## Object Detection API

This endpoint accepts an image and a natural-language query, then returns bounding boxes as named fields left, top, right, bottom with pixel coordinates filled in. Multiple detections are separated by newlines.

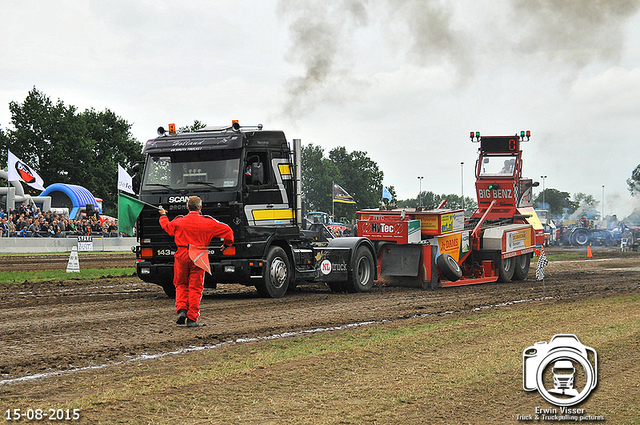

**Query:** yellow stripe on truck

left=252, top=209, right=294, bottom=221
left=278, top=164, right=292, bottom=175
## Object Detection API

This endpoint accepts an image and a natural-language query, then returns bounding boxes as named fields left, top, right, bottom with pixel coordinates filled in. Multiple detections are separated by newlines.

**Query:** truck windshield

left=142, top=150, right=241, bottom=191
left=479, top=155, right=517, bottom=177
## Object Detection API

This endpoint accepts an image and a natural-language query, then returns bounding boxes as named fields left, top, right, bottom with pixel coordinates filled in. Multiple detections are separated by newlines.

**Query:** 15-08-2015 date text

left=5, top=409, right=80, bottom=421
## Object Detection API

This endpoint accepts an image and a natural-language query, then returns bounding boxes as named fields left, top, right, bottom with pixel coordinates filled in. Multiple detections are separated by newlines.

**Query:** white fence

left=0, top=236, right=138, bottom=254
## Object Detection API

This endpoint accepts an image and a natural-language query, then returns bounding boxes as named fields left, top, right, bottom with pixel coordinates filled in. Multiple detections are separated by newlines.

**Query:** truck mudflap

left=377, top=243, right=439, bottom=290
left=314, top=247, right=351, bottom=282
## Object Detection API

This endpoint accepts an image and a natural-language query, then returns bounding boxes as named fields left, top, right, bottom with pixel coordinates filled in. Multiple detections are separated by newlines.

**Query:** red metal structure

left=357, top=131, right=544, bottom=289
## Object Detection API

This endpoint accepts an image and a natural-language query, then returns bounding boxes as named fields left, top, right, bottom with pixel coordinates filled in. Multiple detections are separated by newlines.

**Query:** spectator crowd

left=0, top=202, right=120, bottom=238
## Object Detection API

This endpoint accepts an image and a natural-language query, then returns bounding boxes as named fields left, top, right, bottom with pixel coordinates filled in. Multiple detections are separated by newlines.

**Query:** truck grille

left=138, top=206, right=233, bottom=244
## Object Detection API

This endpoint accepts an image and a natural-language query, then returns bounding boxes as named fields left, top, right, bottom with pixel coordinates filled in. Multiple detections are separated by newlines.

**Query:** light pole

left=541, top=175, right=547, bottom=209
left=602, top=185, right=605, bottom=219
left=417, top=176, right=424, bottom=207
left=461, top=162, right=464, bottom=212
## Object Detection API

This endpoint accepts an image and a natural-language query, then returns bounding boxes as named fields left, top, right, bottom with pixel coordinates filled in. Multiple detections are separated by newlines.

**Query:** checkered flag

left=536, top=249, right=549, bottom=281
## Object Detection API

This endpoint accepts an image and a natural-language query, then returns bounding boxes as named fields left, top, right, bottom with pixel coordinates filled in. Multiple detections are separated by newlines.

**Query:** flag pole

left=332, top=181, right=335, bottom=219
left=143, top=201, right=161, bottom=210
left=119, top=191, right=161, bottom=210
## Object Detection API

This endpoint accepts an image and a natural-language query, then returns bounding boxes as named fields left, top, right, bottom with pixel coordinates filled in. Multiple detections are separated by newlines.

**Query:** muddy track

left=0, top=252, right=135, bottom=272
left=0, top=249, right=639, bottom=383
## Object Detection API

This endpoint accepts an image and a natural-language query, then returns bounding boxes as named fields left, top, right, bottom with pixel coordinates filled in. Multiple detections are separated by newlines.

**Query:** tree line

left=2, top=88, right=639, bottom=220
left=0, top=87, right=144, bottom=216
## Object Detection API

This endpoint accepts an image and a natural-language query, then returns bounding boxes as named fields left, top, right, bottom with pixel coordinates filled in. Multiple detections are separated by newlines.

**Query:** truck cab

left=134, top=122, right=376, bottom=298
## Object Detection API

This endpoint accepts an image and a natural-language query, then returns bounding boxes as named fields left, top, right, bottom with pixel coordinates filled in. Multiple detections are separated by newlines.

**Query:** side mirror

left=251, top=162, right=264, bottom=185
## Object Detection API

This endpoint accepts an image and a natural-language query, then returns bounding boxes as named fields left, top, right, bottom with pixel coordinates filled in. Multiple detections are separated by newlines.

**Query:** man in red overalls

left=159, top=196, right=234, bottom=327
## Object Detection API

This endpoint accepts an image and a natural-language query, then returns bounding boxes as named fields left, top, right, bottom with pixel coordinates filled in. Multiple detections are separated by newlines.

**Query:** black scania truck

left=133, top=121, right=376, bottom=298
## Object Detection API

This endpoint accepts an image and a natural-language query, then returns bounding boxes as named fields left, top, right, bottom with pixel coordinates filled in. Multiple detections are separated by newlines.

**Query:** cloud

left=276, top=1, right=371, bottom=119
left=278, top=0, right=640, bottom=119
left=383, top=0, right=472, bottom=74
left=509, top=0, right=640, bottom=67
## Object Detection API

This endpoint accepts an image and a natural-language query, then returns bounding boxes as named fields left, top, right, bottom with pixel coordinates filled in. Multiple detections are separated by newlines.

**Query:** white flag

left=118, top=164, right=135, bottom=194
left=7, top=150, right=45, bottom=191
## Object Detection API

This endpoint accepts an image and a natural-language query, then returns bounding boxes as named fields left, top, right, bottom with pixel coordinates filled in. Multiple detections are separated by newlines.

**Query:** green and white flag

left=118, top=193, right=146, bottom=236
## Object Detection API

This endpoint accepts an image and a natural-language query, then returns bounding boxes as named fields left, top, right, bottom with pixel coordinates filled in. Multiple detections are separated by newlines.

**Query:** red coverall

left=160, top=211, right=234, bottom=321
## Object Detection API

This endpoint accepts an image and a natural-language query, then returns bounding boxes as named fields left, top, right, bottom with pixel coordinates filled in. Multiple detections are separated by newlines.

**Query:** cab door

left=243, top=150, right=294, bottom=227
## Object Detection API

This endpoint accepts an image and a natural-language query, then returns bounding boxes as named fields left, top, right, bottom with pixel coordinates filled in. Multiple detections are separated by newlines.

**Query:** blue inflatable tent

left=41, top=184, right=101, bottom=219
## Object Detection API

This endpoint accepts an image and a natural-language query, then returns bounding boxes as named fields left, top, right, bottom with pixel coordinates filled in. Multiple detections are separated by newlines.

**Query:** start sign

left=77, top=236, right=93, bottom=252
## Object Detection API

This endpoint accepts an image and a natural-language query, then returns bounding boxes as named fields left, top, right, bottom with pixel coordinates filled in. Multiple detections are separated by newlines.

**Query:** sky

left=2, top=0, right=640, bottom=218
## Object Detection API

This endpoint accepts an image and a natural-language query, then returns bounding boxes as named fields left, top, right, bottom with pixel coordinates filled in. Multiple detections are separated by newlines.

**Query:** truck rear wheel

left=256, top=246, right=290, bottom=298
left=345, top=246, right=375, bottom=293
left=498, top=256, right=515, bottom=282
left=436, top=253, right=463, bottom=282
left=512, top=253, right=531, bottom=281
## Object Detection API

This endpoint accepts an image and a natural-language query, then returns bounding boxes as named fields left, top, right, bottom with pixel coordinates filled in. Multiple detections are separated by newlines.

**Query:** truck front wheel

left=498, top=256, right=515, bottom=282
left=161, top=282, right=176, bottom=298
left=256, top=246, right=290, bottom=298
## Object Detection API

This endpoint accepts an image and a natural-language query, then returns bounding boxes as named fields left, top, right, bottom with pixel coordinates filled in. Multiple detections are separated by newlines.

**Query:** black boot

left=176, top=309, right=187, bottom=325
left=186, top=318, right=204, bottom=327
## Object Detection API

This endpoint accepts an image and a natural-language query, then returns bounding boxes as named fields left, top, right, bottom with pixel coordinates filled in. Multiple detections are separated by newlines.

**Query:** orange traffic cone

left=587, top=245, right=593, bottom=258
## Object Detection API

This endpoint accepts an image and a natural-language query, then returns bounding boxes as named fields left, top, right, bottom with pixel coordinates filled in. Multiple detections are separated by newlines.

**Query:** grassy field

left=0, top=268, right=135, bottom=285
left=3, top=293, right=638, bottom=424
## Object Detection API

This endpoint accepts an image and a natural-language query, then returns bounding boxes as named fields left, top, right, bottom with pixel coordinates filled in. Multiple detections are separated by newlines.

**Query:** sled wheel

left=256, top=246, right=290, bottom=298
left=498, top=256, right=515, bottom=282
left=512, top=253, right=532, bottom=281
left=437, top=253, right=463, bottom=282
